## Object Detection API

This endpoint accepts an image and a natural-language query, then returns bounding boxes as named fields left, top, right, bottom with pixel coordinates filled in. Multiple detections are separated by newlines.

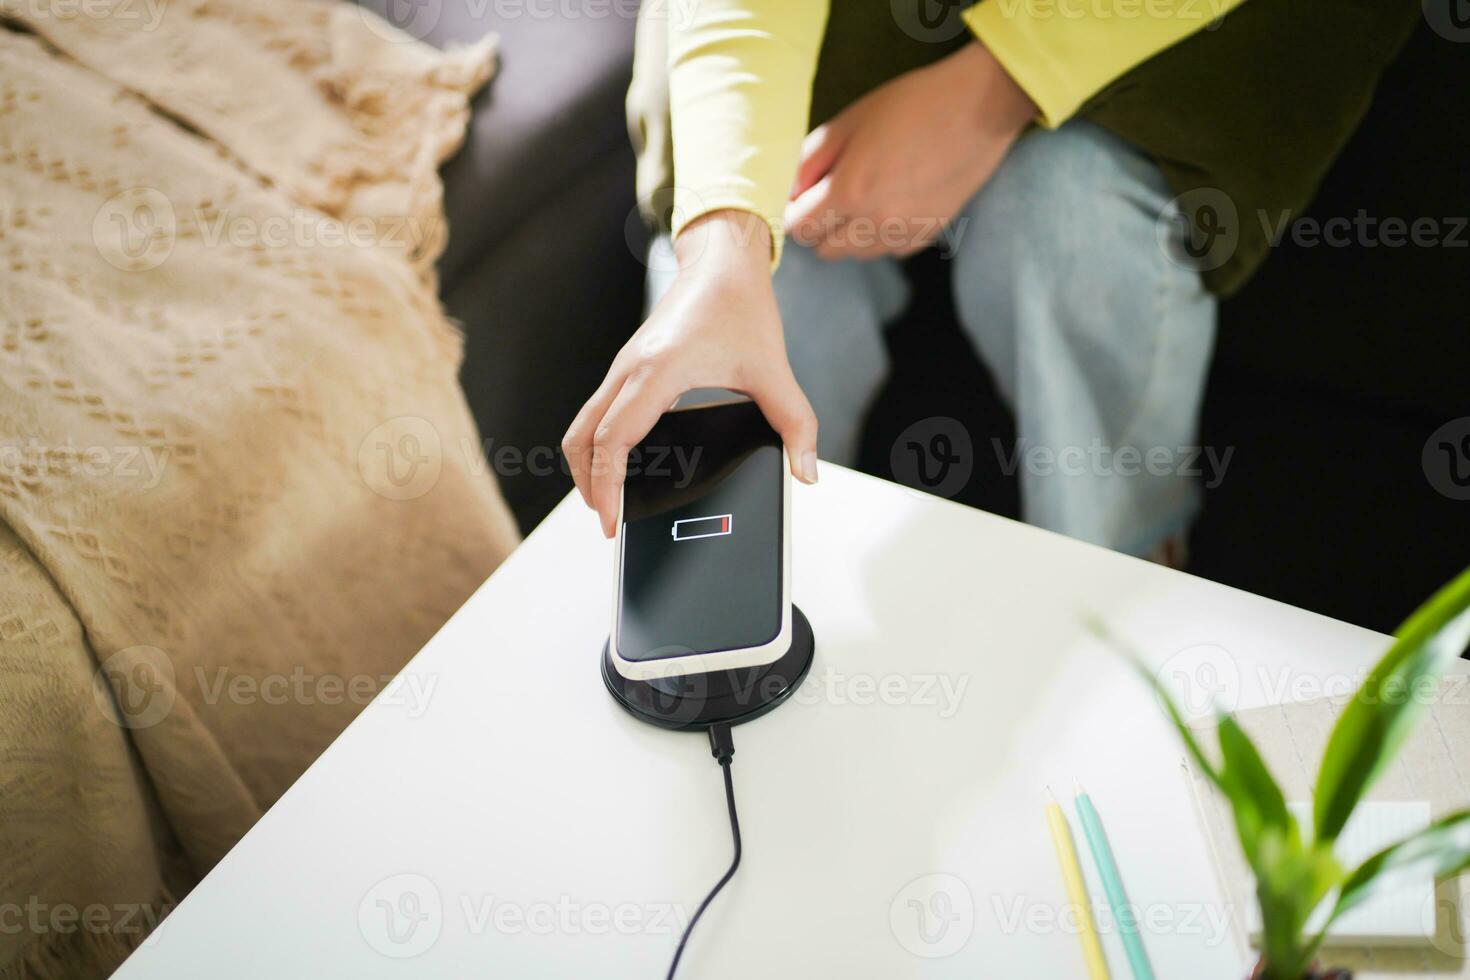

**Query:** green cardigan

left=630, top=0, right=1420, bottom=297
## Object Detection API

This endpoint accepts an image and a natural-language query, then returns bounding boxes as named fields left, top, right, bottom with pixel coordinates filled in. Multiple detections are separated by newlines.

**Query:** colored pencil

left=1046, top=787, right=1111, bottom=979
left=1075, top=781, right=1154, bottom=980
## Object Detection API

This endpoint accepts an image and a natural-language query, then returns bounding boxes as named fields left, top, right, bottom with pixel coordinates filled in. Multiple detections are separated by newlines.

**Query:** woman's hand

left=562, top=210, right=819, bottom=538
left=785, top=41, right=1037, bottom=260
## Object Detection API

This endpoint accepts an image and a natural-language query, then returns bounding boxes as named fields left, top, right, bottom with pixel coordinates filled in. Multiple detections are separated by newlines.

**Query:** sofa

left=354, top=0, right=647, bottom=530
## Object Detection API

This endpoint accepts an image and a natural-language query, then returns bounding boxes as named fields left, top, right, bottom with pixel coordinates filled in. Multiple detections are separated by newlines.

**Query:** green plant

left=1098, top=566, right=1470, bottom=980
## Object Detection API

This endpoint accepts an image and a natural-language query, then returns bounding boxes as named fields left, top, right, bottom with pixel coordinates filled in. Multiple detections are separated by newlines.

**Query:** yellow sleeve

left=964, top=0, right=1248, bottom=128
left=668, top=0, right=830, bottom=267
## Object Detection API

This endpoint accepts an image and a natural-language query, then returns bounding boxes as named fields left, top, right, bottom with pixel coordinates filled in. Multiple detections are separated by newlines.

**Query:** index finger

left=562, top=364, right=629, bottom=509
left=588, top=370, right=685, bottom=537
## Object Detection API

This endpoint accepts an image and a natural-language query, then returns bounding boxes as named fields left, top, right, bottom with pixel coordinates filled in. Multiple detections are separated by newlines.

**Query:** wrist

left=675, top=209, right=773, bottom=282
left=948, top=39, right=1037, bottom=139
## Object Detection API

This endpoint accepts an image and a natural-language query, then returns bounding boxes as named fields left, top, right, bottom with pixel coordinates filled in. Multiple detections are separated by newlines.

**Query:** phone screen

left=617, top=400, right=784, bottom=662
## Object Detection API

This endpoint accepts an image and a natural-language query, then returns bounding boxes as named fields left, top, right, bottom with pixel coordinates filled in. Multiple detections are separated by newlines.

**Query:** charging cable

left=665, top=723, right=741, bottom=980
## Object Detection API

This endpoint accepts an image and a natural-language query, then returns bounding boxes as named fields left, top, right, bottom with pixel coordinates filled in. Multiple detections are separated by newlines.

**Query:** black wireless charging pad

left=602, top=606, right=815, bottom=731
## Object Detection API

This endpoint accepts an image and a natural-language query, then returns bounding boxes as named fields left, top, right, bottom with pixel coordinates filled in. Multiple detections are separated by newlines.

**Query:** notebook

left=1242, top=801, right=1432, bottom=945
left=1186, top=684, right=1470, bottom=978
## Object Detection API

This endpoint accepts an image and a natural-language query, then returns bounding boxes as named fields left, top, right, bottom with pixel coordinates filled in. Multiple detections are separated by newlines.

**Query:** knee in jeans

left=948, top=122, right=1213, bottom=440
left=951, top=120, right=1169, bottom=286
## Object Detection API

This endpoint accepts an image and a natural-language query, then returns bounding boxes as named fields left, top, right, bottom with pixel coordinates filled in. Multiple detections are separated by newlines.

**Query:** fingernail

left=800, top=451, right=818, bottom=485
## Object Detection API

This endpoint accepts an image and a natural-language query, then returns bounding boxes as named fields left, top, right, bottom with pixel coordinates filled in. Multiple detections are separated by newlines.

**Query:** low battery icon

left=671, top=514, right=732, bottom=541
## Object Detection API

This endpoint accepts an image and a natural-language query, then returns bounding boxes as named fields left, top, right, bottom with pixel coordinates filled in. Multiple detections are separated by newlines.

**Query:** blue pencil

left=1074, top=781, right=1155, bottom=980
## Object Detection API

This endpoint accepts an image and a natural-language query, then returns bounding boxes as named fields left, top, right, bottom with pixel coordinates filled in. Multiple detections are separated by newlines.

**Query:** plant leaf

left=1329, top=809, right=1470, bottom=924
left=1275, top=842, right=1347, bottom=980
left=1217, top=714, right=1296, bottom=866
left=1314, top=567, right=1470, bottom=842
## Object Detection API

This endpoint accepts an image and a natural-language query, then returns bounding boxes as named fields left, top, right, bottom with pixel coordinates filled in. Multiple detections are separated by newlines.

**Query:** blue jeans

left=647, top=120, right=1217, bottom=557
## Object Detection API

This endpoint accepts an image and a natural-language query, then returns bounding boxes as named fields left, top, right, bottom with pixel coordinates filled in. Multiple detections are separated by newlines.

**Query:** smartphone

left=610, top=399, right=792, bottom=681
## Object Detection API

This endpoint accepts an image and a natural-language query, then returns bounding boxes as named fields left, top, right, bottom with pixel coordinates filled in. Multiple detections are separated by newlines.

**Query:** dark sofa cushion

left=354, top=0, right=637, bottom=287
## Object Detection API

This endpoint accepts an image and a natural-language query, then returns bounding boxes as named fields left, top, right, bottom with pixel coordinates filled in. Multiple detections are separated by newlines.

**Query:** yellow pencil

left=1046, top=787, right=1111, bottom=979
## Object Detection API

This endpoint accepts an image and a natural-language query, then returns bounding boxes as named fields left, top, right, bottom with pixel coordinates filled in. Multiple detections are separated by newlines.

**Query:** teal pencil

left=1074, top=782, right=1155, bottom=980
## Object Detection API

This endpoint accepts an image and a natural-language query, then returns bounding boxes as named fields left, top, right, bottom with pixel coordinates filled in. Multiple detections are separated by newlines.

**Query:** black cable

left=666, top=723, right=741, bottom=980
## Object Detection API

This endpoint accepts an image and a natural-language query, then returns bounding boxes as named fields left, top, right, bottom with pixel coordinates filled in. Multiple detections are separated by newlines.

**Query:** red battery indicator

left=671, top=514, right=732, bottom=541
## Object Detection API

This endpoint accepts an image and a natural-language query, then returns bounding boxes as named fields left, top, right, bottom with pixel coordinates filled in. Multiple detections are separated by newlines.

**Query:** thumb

left=747, top=367, right=819, bottom=485
left=790, top=120, right=847, bottom=201
left=784, top=174, right=839, bottom=248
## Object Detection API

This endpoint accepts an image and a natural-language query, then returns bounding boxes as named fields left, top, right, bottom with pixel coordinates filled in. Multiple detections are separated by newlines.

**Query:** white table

left=116, top=466, right=1394, bottom=979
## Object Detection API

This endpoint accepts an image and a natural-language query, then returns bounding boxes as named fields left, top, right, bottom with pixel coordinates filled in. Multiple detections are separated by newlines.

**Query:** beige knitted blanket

left=0, top=3, right=516, bottom=976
